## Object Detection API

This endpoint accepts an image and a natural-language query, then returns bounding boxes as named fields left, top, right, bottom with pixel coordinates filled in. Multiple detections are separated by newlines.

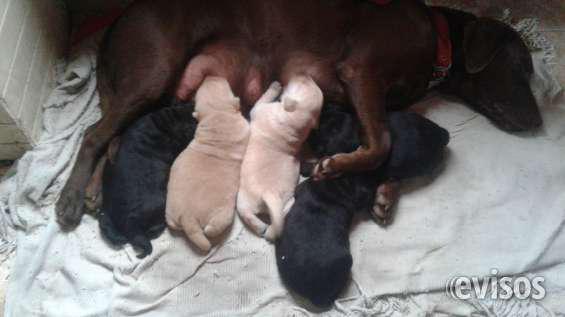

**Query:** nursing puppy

left=166, top=76, right=249, bottom=252
left=276, top=104, right=449, bottom=307
left=237, top=76, right=323, bottom=241
left=99, top=104, right=197, bottom=259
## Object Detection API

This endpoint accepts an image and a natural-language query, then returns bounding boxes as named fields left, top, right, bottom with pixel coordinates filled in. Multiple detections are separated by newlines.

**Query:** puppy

left=99, top=103, right=197, bottom=259
left=276, top=104, right=449, bottom=307
left=237, top=76, right=323, bottom=241
left=166, top=76, right=249, bottom=252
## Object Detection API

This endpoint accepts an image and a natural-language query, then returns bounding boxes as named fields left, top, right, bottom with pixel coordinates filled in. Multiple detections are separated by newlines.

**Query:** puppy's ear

left=232, top=97, right=241, bottom=112
left=464, top=18, right=512, bottom=74
left=283, top=97, right=297, bottom=112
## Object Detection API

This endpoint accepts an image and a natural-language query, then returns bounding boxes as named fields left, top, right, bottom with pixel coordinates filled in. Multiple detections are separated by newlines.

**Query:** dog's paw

left=371, top=182, right=398, bottom=226
left=312, top=156, right=342, bottom=181
left=263, top=225, right=277, bottom=242
left=372, top=196, right=393, bottom=226
left=239, top=211, right=269, bottom=237
left=84, top=193, right=102, bottom=214
left=56, top=186, right=86, bottom=231
left=84, top=180, right=102, bottom=214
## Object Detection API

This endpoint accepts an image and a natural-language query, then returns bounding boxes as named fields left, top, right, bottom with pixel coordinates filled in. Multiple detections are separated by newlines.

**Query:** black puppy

left=99, top=103, right=197, bottom=258
left=276, top=104, right=449, bottom=307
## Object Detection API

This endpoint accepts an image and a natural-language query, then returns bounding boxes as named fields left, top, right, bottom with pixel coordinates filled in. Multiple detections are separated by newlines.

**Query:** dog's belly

left=169, top=0, right=350, bottom=107
left=279, top=52, right=345, bottom=104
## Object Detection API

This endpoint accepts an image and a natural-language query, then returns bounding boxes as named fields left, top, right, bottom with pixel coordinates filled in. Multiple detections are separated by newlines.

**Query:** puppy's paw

left=239, top=212, right=268, bottom=237
left=312, top=156, right=342, bottom=181
left=84, top=193, right=102, bottom=214
left=263, top=225, right=277, bottom=242
left=269, top=81, right=282, bottom=92
left=371, top=182, right=399, bottom=226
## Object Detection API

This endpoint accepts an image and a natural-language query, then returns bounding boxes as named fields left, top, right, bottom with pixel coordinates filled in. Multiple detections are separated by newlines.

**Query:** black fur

left=99, top=103, right=197, bottom=258
left=436, top=7, right=542, bottom=131
left=276, top=104, right=449, bottom=307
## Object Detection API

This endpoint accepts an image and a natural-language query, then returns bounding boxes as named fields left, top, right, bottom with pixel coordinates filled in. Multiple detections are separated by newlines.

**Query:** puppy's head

left=194, top=76, right=241, bottom=118
left=385, top=112, right=449, bottom=179
left=280, top=75, right=324, bottom=114
left=459, top=18, right=542, bottom=132
left=300, top=103, right=359, bottom=177
left=307, top=103, right=360, bottom=157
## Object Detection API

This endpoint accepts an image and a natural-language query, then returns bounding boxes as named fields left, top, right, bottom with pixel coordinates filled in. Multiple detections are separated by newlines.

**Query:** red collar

left=71, top=7, right=127, bottom=46
left=428, top=8, right=452, bottom=88
left=370, top=2, right=452, bottom=87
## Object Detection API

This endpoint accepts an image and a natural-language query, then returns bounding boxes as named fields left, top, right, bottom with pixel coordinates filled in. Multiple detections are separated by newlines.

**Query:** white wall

left=0, top=0, right=68, bottom=159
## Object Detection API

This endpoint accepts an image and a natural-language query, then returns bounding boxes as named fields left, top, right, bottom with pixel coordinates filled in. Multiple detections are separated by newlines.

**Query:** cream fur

left=237, top=76, right=323, bottom=241
left=166, top=77, right=250, bottom=252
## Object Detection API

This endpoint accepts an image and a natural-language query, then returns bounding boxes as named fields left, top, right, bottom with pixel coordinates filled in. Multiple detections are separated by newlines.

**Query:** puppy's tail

left=263, top=194, right=285, bottom=242
left=129, top=233, right=153, bottom=259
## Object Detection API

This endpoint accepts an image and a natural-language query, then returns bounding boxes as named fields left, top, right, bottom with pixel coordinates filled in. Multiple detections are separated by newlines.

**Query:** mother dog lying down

left=57, top=0, right=542, bottom=229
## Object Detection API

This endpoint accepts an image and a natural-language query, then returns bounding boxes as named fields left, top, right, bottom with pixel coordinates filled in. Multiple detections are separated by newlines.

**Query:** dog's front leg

left=313, top=62, right=391, bottom=180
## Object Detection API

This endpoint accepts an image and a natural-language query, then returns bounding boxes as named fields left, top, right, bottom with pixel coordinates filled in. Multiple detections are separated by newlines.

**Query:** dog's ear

left=283, top=97, right=297, bottom=112
left=463, top=18, right=512, bottom=74
left=232, top=96, right=241, bottom=112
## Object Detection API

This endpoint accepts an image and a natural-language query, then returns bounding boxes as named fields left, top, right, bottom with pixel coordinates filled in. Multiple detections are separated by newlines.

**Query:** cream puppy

left=166, top=76, right=250, bottom=252
left=237, top=75, right=323, bottom=241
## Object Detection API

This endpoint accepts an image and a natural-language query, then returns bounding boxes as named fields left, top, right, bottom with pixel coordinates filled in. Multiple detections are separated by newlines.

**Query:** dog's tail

left=263, top=193, right=285, bottom=242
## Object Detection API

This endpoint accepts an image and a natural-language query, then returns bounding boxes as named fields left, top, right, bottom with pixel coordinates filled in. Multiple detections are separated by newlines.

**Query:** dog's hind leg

left=84, top=137, right=120, bottom=212
left=181, top=215, right=212, bottom=252
left=56, top=11, right=191, bottom=230
left=84, top=155, right=107, bottom=213
left=204, top=207, right=235, bottom=239
left=236, top=190, right=268, bottom=237
left=263, top=193, right=286, bottom=242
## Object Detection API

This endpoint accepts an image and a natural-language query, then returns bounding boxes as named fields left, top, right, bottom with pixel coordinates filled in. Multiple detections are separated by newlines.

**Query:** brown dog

left=56, top=0, right=542, bottom=229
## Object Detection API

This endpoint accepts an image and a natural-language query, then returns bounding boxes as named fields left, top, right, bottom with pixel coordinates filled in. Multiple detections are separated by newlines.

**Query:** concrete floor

left=0, top=1, right=563, bottom=316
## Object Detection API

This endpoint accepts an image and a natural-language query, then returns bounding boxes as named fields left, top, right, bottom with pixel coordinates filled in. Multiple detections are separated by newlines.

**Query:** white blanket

left=1, top=32, right=564, bottom=317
